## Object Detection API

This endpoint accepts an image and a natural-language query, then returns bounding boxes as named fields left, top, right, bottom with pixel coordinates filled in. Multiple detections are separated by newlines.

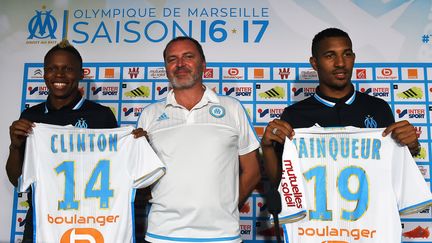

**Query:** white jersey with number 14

left=19, top=123, right=165, bottom=243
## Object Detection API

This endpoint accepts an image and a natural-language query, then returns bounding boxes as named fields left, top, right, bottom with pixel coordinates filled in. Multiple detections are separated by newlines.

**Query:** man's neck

left=48, top=91, right=80, bottom=110
left=173, top=84, right=205, bottom=110
left=319, top=84, right=354, bottom=99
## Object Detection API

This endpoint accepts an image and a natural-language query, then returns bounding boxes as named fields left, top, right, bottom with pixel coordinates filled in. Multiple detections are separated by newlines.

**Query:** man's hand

left=9, top=119, right=34, bottom=150
left=261, top=119, right=294, bottom=147
left=261, top=119, right=294, bottom=185
left=382, top=120, right=420, bottom=156
left=132, top=128, right=148, bottom=140
left=6, top=119, right=34, bottom=187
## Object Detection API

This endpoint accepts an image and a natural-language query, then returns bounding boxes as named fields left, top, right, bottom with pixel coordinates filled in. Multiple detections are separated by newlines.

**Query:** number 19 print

left=278, top=126, right=432, bottom=243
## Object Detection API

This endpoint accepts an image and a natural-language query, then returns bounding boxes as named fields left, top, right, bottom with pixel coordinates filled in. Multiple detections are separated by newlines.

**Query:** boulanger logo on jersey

left=60, top=228, right=104, bottom=243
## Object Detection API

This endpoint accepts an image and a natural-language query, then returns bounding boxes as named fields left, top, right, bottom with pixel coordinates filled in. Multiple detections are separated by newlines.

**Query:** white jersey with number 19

left=19, top=123, right=165, bottom=243
left=278, top=126, right=432, bottom=243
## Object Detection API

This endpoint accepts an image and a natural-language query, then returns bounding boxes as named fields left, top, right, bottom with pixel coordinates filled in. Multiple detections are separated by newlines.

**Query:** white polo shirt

left=137, top=86, right=260, bottom=243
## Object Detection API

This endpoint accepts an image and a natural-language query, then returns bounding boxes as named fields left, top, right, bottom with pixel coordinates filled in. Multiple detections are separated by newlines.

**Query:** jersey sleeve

left=18, top=126, right=39, bottom=193
left=391, top=139, right=432, bottom=215
left=235, top=100, right=260, bottom=155
left=277, top=138, right=307, bottom=224
left=135, top=103, right=154, bottom=131
left=129, top=136, right=166, bottom=189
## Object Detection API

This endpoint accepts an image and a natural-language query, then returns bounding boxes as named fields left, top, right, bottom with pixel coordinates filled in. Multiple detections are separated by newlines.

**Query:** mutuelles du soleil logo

left=27, top=6, right=59, bottom=44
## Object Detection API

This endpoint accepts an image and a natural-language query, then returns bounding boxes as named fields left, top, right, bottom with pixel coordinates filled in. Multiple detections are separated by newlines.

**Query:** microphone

left=266, top=186, right=282, bottom=243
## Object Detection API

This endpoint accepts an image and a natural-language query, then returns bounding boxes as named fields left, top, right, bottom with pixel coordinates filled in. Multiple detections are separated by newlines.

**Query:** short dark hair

left=311, top=28, right=351, bottom=57
left=163, top=36, right=206, bottom=62
left=44, top=39, right=83, bottom=68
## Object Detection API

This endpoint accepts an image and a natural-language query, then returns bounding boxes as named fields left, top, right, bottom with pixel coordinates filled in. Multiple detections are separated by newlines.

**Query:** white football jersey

left=19, top=123, right=165, bottom=243
left=278, top=126, right=432, bottom=243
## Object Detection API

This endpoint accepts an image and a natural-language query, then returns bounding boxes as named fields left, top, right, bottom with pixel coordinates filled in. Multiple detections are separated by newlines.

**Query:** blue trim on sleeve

left=278, top=210, right=307, bottom=221
left=131, top=188, right=137, bottom=243
left=32, top=184, right=37, bottom=242
left=146, top=233, right=241, bottom=242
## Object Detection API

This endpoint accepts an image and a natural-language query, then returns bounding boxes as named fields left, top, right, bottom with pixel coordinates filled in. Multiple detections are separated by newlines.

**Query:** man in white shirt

left=137, top=36, right=261, bottom=243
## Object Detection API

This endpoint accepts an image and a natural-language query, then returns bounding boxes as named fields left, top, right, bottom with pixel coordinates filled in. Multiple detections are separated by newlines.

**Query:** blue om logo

left=28, top=9, right=57, bottom=39
left=209, top=105, right=226, bottom=118
left=75, top=118, right=88, bottom=128
left=364, top=115, right=377, bottom=128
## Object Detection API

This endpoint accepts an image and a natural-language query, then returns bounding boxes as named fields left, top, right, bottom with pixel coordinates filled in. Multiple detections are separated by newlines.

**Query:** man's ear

left=309, top=56, right=318, bottom=71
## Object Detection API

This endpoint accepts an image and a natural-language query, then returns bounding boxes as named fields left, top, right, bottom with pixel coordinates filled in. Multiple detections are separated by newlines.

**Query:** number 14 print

left=55, top=160, right=114, bottom=210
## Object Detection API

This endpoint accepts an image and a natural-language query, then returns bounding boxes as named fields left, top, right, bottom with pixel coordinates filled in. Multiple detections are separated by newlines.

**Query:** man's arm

left=6, top=146, right=25, bottom=187
left=5, top=119, right=34, bottom=187
left=238, top=149, right=261, bottom=209
left=382, top=120, right=420, bottom=156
